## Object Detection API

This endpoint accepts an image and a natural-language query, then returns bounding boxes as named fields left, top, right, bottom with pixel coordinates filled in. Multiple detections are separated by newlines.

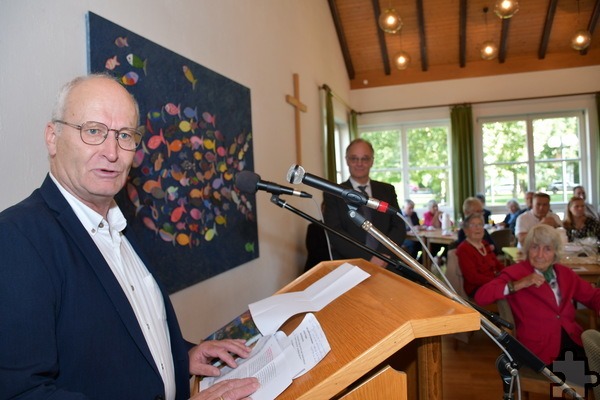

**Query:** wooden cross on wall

left=286, top=73, right=307, bottom=165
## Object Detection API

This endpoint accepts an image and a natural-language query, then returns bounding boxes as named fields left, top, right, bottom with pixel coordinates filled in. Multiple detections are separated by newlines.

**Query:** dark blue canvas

left=88, top=12, right=259, bottom=293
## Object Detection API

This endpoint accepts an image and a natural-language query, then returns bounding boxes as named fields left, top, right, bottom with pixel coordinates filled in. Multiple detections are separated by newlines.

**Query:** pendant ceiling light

left=571, top=0, right=592, bottom=50
left=481, top=41, right=499, bottom=60
left=480, top=8, right=498, bottom=60
left=378, top=1, right=403, bottom=34
left=571, top=30, right=592, bottom=50
left=393, top=50, right=411, bottom=70
left=494, top=0, right=519, bottom=19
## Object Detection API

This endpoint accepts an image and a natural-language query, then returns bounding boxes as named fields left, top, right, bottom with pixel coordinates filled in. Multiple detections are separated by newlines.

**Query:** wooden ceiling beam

left=580, top=0, right=600, bottom=55
left=459, top=0, right=467, bottom=67
left=371, top=0, right=392, bottom=75
left=327, top=0, right=355, bottom=79
left=538, top=0, right=559, bottom=59
left=498, top=19, right=511, bottom=63
left=416, top=0, right=429, bottom=71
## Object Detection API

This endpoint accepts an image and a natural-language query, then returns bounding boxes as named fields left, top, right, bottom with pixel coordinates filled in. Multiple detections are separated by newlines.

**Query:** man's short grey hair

left=404, top=199, right=415, bottom=207
left=523, top=224, right=562, bottom=264
left=51, top=73, right=140, bottom=132
left=506, top=199, right=519, bottom=209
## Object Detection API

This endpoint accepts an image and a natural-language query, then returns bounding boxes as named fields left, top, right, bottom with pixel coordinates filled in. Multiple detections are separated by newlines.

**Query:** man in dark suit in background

left=0, top=74, right=258, bottom=400
left=323, top=138, right=406, bottom=267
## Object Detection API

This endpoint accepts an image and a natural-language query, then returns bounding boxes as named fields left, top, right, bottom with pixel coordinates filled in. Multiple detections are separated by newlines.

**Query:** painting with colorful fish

left=87, top=12, right=259, bottom=293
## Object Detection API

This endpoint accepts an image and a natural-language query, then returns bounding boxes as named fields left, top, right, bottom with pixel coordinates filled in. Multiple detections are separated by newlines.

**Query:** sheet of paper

left=199, top=313, right=330, bottom=400
left=281, top=312, right=331, bottom=378
left=249, top=263, right=370, bottom=335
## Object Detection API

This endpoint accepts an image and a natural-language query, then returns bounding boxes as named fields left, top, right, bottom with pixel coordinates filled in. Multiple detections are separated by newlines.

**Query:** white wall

left=0, top=0, right=350, bottom=341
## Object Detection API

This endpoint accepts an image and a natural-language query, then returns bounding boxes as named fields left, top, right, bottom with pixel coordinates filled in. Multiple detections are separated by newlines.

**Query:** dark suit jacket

left=0, top=175, right=191, bottom=400
left=323, top=179, right=406, bottom=261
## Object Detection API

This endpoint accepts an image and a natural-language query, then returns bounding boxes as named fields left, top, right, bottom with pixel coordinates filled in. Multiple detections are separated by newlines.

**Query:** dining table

left=406, top=228, right=457, bottom=270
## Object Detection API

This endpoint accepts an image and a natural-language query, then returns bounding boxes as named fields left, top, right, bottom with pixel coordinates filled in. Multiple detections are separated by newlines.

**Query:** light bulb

left=394, top=51, right=410, bottom=70
left=378, top=8, right=403, bottom=34
left=480, top=41, right=498, bottom=60
left=494, top=0, right=519, bottom=19
left=571, top=30, right=592, bottom=50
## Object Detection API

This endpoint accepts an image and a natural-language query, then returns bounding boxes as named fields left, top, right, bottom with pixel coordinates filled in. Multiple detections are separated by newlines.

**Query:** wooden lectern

left=273, top=259, right=480, bottom=400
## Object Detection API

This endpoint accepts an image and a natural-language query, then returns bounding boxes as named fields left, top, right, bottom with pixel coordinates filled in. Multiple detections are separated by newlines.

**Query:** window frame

left=473, top=94, right=597, bottom=217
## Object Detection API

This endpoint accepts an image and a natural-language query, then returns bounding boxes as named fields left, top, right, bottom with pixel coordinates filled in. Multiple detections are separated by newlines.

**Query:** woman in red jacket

left=475, top=224, right=600, bottom=366
left=456, top=213, right=505, bottom=297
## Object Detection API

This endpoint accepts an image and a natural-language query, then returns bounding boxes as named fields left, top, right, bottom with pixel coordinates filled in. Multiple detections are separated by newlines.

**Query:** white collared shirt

left=349, top=177, right=372, bottom=196
left=50, top=174, right=176, bottom=400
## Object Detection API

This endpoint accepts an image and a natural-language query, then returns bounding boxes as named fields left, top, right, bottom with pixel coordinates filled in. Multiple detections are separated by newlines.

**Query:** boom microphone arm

left=269, top=195, right=429, bottom=286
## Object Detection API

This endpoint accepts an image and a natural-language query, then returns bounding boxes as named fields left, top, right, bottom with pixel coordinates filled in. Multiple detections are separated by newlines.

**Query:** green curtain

left=450, top=104, right=476, bottom=222
left=324, top=85, right=337, bottom=181
left=349, top=110, right=359, bottom=141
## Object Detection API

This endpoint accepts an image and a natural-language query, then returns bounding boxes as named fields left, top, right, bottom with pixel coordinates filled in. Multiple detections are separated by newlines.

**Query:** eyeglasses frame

left=52, top=119, right=142, bottom=151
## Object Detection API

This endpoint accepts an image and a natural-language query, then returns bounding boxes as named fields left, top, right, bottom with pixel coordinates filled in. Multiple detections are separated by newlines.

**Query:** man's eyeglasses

left=53, top=120, right=142, bottom=151
left=346, top=156, right=373, bottom=164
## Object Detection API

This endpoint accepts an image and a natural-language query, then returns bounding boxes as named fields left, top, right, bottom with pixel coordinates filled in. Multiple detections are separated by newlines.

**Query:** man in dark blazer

left=0, top=74, right=258, bottom=400
left=323, top=138, right=405, bottom=267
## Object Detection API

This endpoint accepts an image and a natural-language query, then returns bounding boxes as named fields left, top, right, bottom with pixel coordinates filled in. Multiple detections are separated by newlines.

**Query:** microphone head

left=286, top=164, right=305, bottom=184
left=235, top=170, right=260, bottom=194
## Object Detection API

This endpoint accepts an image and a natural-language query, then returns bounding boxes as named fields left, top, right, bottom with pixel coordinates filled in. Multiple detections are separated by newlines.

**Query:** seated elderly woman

left=456, top=214, right=505, bottom=297
left=475, top=224, right=600, bottom=366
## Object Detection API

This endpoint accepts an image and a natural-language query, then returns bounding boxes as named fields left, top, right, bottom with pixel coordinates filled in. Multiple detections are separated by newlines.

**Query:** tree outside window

left=360, top=124, right=451, bottom=210
left=481, top=113, right=583, bottom=208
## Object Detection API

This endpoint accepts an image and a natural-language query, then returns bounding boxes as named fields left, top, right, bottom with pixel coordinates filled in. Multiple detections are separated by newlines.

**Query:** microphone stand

left=347, top=209, right=583, bottom=400
left=269, top=195, right=430, bottom=287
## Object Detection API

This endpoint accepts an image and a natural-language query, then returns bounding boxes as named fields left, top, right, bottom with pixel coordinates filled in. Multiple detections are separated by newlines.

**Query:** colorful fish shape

left=121, top=71, right=139, bottom=86
left=183, top=65, right=198, bottom=90
left=126, top=53, right=148, bottom=75
left=105, top=55, right=120, bottom=70
left=114, top=36, right=129, bottom=47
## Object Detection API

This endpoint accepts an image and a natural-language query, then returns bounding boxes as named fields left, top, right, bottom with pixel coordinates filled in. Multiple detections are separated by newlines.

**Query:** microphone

left=235, top=170, right=312, bottom=198
left=286, top=164, right=398, bottom=214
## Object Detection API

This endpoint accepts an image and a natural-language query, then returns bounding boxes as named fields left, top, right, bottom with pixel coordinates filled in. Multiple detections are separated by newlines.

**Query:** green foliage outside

left=482, top=116, right=581, bottom=206
left=362, top=126, right=450, bottom=208
left=359, top=115, right=581, bottom=210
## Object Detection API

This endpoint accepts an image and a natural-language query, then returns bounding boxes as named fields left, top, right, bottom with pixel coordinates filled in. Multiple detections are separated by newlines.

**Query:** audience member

left=515, top=192, right=562, bottom=246
left=475, top=225, right=600, bottom=366
left=0, top=74, right=259, bottom=400
left=456, top=214, right=505, bottom=297
left=475, top=193, right=492, bottom=224
left=523, top=191, right=534, bottom=211
left=573, top=185, right=599, bottom=220
left=421, top=199, right=447, bottom=263
left=563, top=196, right=600, bottom=242
left=499, top=198, right=521, bottom=233
left=423, top=199, right=442, bottom=228
left=323, top=138, right=406, bottom=267
left=400, top=199, right=422, bottom=260
left=456, top=197, right=498, bottom=253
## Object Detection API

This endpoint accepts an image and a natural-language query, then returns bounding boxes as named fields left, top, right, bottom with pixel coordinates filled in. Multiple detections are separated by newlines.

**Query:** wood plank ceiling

left=328, top=0, right=600, bottom=89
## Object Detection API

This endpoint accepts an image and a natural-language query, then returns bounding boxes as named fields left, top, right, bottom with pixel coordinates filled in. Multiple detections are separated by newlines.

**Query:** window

left=360, top=123, right=452, bottom=211
left=479, top=112, right=585, bottom=210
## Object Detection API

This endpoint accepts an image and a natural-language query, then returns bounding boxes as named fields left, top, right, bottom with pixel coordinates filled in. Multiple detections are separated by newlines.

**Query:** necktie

left=357, top=185, right=378, bottom=249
